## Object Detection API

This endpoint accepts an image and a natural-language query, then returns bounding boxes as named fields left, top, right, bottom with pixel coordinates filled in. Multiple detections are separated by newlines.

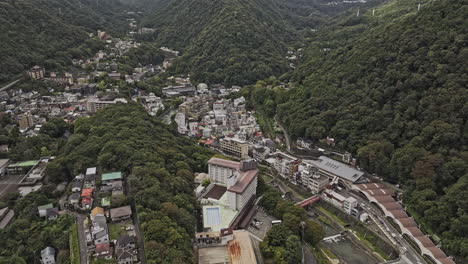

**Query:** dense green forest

left=243, top=0, right=468, bottom=261
left=0, top=0, right=132, bottom=83
left=47, top=103, right=214, bottom=263
left=139, top=0, right=379, bottom=86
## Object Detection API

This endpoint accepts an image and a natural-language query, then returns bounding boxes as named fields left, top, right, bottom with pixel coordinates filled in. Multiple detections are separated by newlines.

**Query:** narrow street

left=302, top=243, right=318, bottom=264
left=274, top=116, right=291, bottom=151
left=131, top=203, right=146, bottom=264
left=76, top=214, right=88, bottom=264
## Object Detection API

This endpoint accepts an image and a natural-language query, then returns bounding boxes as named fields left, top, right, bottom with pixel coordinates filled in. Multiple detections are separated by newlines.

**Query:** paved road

left=303, top=243, right=318, bottom=264
left=76, top=214, right=88, bottom=264
left=274, top=116, right=291, bottom=151
left=0, top=78, right=21, bottom=92
left=131, top=202, right=146, bottom=264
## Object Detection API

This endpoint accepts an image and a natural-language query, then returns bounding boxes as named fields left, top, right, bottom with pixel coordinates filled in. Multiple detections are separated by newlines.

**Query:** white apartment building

left=343, top=197, right=358, bottom=215
left=207, top=158, right=258, bottom=211
left=273, top=152, right=301, bottom=179
left=86, top=97, right=128, bottom=113
left=175, top=112, right=187, bottom=134
left=301, top=165, right=329, bottom=193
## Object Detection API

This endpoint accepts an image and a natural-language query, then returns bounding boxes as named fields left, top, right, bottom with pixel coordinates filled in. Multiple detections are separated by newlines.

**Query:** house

left=81, top=188, right=94, bottom=208
left=38, top=203, right=53, bottom=217
left=91, top=207, right=105, bottom=221
left=95, top=242, right=112, bottom=259
left=71, top=180, right=83, bottom=192
left=85, top=167, right=97, bottom=187
left=296, top=137, right=313, bottom=149
left=92, top=215, right=109, bottom=245
left=116, top=235, right=137, bottom=264
left=69, top=193, right=80, bottom=206
left=46, top=207, right=59, bottom=220
left=110, top=205, right=132, bottom=222
left=112, top=180, right=123, bottom=191
left=101, top=172, right=123, bottom=185
left=82, top=197, right=93, bottom=208
left=41, top=247, right=56, bottom=264
left=81, top=188, right=93, bottom=198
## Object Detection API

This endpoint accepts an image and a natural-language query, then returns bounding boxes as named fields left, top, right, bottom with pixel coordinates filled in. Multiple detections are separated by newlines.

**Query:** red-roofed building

left=95, top=242, right=112, bottom=258
left=81, top=197, right=92, bottom=208
left=81, top=188, right=93, bottom=197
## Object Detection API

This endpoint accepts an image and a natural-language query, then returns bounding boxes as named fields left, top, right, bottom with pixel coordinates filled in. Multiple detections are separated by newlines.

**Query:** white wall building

left=208, top=158, right=258, bottom=211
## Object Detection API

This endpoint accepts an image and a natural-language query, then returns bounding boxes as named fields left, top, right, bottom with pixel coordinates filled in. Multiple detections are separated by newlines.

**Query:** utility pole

left=372, top=8, right=375, bottom=17
left=357, top=8, right=360, bottom=17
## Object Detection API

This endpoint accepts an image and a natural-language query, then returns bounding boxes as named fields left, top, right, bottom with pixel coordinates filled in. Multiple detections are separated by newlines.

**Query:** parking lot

left=246, top=207, right=277, bottom=239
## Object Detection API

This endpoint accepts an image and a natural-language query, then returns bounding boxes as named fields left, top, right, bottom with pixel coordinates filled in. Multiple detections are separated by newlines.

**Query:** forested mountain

left=139, top=0, right=381, bottom=86
left=0, top=0, right=132, bottom=83
left=244, top=0, right=467, bottom=261
left=47, top=103, right=214, bottom=263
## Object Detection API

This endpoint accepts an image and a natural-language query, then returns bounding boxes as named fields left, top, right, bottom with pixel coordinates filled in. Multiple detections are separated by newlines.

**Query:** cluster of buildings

left=66, top=167, right=138, bottom=262
left=84, top=205, right=135, bottom=262
left=175, top=94, right=271, bottom=162
left=195, top=157, right=259, bottom=263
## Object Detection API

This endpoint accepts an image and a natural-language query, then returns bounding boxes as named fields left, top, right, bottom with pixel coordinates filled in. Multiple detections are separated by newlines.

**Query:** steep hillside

left=48, top=103, right=213, bottom=263
left=140, top=0, right=383, bottom=86
left=0, top=0, right=131, bottom=82
left=246, top=0, right=467, bottom=260
left=141, top=0, right=292, bottom=86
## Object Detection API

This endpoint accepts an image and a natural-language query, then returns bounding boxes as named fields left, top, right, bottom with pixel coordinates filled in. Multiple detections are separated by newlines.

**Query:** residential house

left=85, top=167, right=97, bottom=188
left=71, top=180, right=83, bottom=192
left=92, top=215, right=109, bottom=245
left=95, top=242, right=112, bottom=259
left=101, top=172, right=123, bottom=186
left=38, top=203, right=53, bottom=217
left=46, top=207, right=59, bottom=220
left=91, top=207, right=105, bottom=221
left=115, top=235, right=137, bottom=264
left=110, top=205, right=132, bottom=222
left=41, top=247, right=56, bottom=264
left=69, top=193, right=80, bottom=207
left=81, top=188, right=94, bottom=209
left=112, top=180, right=123, bottom=191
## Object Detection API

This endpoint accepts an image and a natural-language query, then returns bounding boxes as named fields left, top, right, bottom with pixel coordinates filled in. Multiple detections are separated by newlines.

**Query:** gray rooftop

left=305, top=156, right=364, bottom=183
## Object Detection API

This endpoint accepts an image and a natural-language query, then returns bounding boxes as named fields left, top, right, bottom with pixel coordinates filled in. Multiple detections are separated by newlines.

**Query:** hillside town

left=0, top=12, right=457, bottom=264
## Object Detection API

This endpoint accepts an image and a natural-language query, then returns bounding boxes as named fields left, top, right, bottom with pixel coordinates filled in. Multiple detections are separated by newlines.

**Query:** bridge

left=295, top=195, right=320, bottom=207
